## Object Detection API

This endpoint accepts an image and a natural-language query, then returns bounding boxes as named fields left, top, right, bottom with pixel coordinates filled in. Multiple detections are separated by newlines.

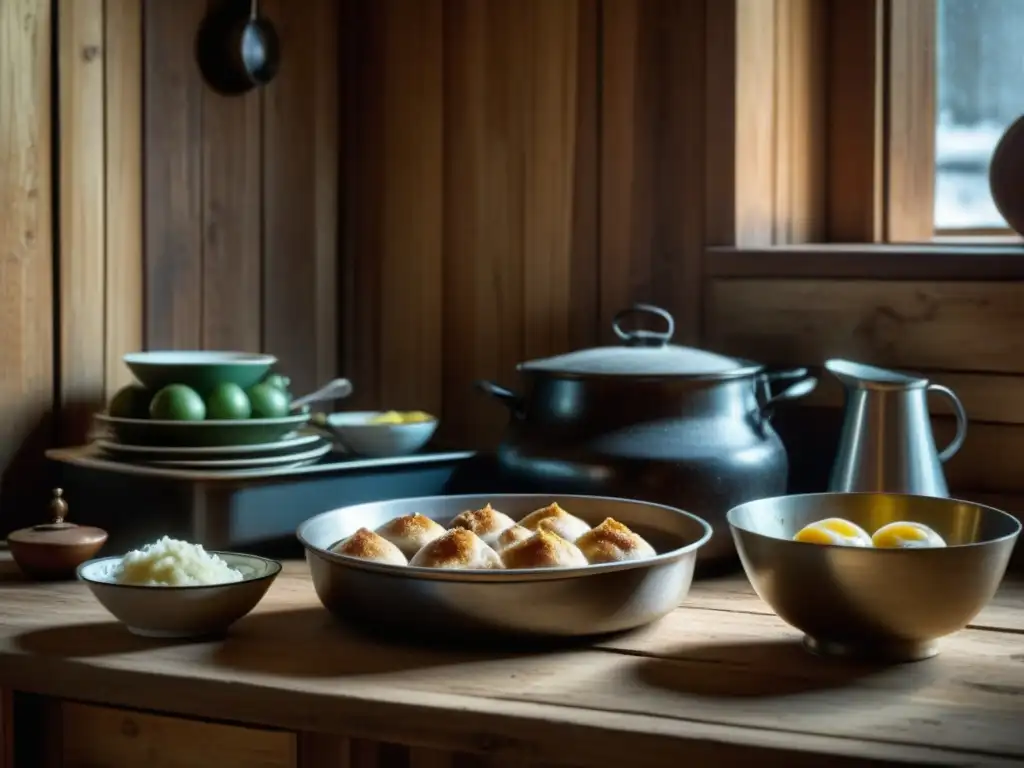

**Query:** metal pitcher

left=825, top=359, right=968, bottom=497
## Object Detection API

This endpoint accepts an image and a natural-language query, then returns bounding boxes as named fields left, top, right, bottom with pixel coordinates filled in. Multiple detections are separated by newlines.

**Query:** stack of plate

left=93, top=414, right=331, bottom=472
left=90, top=351, right=333, bottom=473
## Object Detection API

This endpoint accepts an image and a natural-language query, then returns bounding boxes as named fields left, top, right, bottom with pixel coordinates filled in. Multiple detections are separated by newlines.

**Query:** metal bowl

left=296, top=493, right=712, bottom=639
left=728, top=492, right=1021, bottom=662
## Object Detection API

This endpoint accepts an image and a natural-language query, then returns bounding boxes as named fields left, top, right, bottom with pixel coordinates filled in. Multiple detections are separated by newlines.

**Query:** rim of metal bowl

left=76, top=552, right=283, bottom=590
left=726, top=491, right=1023, bottom=551
left=296, top=493, right=714, bottom=583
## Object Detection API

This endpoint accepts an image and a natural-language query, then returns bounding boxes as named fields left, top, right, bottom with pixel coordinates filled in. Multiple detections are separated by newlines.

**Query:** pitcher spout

left=824, top=359, right=927, bottom=390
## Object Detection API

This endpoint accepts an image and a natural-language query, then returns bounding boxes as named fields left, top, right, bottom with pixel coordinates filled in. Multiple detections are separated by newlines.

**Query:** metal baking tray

left=297, top=493, right=712, bottom=640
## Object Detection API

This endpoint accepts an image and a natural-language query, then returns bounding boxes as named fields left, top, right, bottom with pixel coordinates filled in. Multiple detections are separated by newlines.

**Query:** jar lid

left=518, top=304, right=754, bottom=377
left=7, top=488, right=108, bottom=548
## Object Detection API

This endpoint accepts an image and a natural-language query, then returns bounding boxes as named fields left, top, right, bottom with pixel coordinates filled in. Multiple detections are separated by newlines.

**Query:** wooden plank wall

left=705, top=278, right=1024, bottom=513
left=341, top=0, right=706, bottom=447
left=143, top=0, right=338, bottom=399
left=0, top=0, right=143, bottom=537
left=0, top=0, right=56, bottom=534
left=139, top=0, right=707, bottom=448
left=3, top=0, right=1022, bottom=534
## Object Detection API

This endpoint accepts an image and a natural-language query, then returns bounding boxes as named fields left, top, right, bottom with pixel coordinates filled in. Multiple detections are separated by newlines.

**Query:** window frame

left=704, top=0, right=1024, bottom=280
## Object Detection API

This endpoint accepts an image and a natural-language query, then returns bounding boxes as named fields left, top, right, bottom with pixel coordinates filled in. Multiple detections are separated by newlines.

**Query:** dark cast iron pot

left=475, top=304, right=817, bottom=567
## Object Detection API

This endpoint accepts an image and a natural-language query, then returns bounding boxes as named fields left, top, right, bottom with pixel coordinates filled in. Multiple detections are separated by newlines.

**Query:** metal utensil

left=297, top=494, right=713, bottom=640
left=290, top=378, right=353, bottom=411
left=728, top=492, right=1020, bottom=662
left=825, top=359, right=968, bottom=496
left=196, top=0, right=281, bottom=96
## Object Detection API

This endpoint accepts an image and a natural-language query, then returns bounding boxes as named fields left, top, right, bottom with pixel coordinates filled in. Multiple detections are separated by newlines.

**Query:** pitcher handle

left=928, top=384, right=968, bottom=462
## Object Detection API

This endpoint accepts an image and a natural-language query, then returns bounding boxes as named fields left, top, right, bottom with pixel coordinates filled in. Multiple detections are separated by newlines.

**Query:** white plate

left=141, top=441, right=331, bottom=470
left=95, top=432, right=320, bottom=460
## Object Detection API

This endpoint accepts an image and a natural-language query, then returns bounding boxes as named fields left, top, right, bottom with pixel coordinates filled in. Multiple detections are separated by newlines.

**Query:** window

left=935, top=0, right=1024, bottom=232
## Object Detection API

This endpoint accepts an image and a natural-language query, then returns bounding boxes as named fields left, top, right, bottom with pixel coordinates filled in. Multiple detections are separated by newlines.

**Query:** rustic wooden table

left=0, top=555, right=1021, bottom=767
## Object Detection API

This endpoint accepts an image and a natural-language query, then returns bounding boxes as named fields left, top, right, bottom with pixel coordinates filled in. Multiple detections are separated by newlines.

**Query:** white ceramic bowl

left=325, top=411, right=438, bottom=457
left=77, top=552, right=281, bottom=639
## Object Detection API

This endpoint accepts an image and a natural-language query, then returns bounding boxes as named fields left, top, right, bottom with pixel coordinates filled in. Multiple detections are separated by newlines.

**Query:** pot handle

left=612, top=304, right=675, bottom=347
left=757, top=368, right=818, bottom=421
left=475, top=380, right=524, bottom=415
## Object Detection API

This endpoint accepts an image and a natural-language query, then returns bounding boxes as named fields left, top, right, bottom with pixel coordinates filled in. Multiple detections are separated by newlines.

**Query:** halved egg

left=871, top=521, right=946, bottom=549
left=793, top=517, right=872, bottom=547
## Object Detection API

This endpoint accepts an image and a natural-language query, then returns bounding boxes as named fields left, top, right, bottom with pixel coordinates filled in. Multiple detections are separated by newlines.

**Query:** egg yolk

left=871, top=521, right=946, bottom=549
left=793, top=517, right=872, bottom=547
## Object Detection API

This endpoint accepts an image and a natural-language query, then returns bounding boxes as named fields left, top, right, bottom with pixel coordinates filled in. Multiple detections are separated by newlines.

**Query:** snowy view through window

left=936, top=0, right=1024, bottom=229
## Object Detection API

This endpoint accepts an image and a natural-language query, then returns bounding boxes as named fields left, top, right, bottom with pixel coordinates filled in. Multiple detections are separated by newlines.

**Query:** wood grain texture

left=261, top=0, right=339, bottom=397
left=59, top=702, right=297, bottom=768
left=141, top=1, right=338, bottom=395
left=601, top=0, right=705, bottom=343
left=143, top=0, right=205, bottom=350
left=704, top=0, right=775, bottom=248
left=706, top=243, right=1024, bottom=279
left=826, top=0, right=883, bottom=242
left=772, top=0, right=826, bottom=243
left=1, top=561, right=1022, bottom=766
left=885, top=0, right=936, bottom=241
left=57, top=0, right=144, bottom=443
left=201, top=3, right=262, bottom=353
left=378, top=0, right=442, bottom=415
left=803, top=369, right=1024, bottom=425
left=103, top=0, right=144, bottom=396
left=439, top=0, right=597, bottom=447
left=58, top=0, right=106, bottom=441
left=0, top=0, right=54, bottom=532
left=706, top=278, right=1024, bottom=374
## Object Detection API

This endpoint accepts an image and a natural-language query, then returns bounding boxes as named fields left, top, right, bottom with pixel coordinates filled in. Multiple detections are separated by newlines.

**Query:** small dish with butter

left=727, top=492, right=1020, bottom=662
left=316, top=410, right=438, bottom=457
left=77, top=537, right=281, bottom=639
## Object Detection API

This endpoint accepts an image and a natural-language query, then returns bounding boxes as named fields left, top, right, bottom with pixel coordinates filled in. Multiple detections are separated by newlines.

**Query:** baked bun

left=409, top=528, right=503, bottom=569
left=447, top=503, right=516, bottom=546
left=374, top=513, right=446, bottom=559
left=331, top=528, right=408, bottom=566
left=576, top=518, right=656, bottom=564
left=501, top=529, right=588, bottom=569
left=495, top=524, right=532, bottom=551
left=519, top=503, right=591, bottom=542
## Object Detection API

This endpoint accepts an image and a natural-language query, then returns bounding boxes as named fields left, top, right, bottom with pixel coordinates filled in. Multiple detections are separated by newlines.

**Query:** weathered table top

left=0, top=556, right=1021, bottom=767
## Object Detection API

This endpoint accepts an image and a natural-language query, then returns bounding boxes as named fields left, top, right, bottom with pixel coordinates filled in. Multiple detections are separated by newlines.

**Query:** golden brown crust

left=409, top=528, right=503, bottom=569
left=495, top=524, right=533, bottom=551
left=447, top=504, right=516, bottom=544
left=501, top=529, right=588, bottom=569
left=576, top=518, right=656, bottom=564
left=375, top=513, right=447, bottom=558
left=331, top=528, right=408, bottom=566
left=519, top=503, right=591, bottom=542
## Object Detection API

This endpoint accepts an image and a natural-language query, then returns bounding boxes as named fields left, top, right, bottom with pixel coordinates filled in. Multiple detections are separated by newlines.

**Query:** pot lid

left=518, top=304, right=751, bottom=377
left=7, top=489, right=108, bottom=548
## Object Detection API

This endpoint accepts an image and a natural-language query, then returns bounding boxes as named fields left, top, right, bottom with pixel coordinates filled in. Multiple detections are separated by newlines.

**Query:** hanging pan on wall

left=196, top=0, right=281, bottom=96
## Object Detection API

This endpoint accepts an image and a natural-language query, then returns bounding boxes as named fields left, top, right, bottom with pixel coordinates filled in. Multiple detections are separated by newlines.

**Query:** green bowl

left=123, top=351, right=276, bottom=394
left=94, top=413, right=311, bottom=447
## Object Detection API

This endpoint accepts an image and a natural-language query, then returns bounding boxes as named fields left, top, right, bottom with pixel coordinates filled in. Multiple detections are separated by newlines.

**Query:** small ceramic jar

left=7, top=489, right=108, bottom=581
